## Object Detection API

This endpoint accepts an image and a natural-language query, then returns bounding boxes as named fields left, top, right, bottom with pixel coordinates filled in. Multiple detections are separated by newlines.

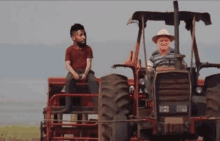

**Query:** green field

left=0, top=124, right=40, bottom=141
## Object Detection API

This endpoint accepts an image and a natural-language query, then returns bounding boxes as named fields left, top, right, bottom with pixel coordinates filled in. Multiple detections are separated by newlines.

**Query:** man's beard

left=77, top=40, right=86, bottom=48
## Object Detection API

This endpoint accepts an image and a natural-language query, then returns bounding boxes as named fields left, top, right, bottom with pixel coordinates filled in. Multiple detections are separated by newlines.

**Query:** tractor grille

left=155, top=72, right=191, bottom=123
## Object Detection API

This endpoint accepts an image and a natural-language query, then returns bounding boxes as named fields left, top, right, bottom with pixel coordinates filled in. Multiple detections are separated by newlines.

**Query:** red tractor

left=41, top=1, right=220, bottom=141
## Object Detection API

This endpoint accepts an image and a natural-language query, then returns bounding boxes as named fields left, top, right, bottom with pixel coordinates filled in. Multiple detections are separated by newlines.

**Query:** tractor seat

left=48, top=78, right=89, bottom=94
left=62, top=80, right=89, bottom=93
left=48, top=78, right=88, bottom=86
left=48, top=77, right=101, bottom=86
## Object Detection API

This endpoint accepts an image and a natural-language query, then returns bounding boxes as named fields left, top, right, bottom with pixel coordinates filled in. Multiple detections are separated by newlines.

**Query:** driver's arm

left=147, top=60, right=154, bottom=72
left=182, top=59, right=188, bottom=69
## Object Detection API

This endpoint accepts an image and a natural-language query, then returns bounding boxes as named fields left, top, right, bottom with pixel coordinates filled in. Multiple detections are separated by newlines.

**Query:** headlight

left=139, top=78, right=145, bottom=85
left=129, top=86, right=134, bottom=93
left=176, top=105, right=187, bottom=112
left=196, top=87, right=202, bottom=94
left=159, top=106, right=169, bottom=113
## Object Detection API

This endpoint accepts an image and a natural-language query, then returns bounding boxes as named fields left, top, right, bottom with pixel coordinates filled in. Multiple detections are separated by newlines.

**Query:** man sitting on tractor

left=64, top=23, right=99, bottom=113
left=145, top=28, right=187, bottom=97
left=148, top=28, right=181, bottom=70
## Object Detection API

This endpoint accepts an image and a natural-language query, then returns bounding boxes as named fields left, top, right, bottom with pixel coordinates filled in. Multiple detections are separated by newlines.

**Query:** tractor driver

left=64, top=23, right=99, bottom=113
left=145, top=28, right=187, bottom=97
left=148, top=28, right=180, bottom=70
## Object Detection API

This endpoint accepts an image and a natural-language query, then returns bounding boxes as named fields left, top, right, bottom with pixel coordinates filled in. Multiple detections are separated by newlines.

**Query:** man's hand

left=147, top=60, right=154, bottom=72
left=66, top=61, right=81, bottom=80
left=80, top=73, right=87, bottom=80
left=72, top=72, right=80, bottom=80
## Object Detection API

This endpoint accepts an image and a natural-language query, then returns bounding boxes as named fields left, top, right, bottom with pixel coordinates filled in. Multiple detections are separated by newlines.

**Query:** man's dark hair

left=70, top=23, right=85, bottom=37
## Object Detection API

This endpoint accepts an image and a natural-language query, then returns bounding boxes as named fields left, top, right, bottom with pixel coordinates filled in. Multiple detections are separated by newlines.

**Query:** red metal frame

left=46, top=93, right=98, bottom=141
left=44, top=77, right=146, bottom=141
left=48, top=77, right=205, bottom=90
left=48, top=77, right=135, bottom=86
left=45, top=71, right=206, bottom=141
left=44, top=77, right=206, bottom=140
left=197, top=79, right=205, bottom=87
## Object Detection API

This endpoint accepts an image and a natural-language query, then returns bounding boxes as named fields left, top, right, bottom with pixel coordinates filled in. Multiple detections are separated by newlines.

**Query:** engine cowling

left=154, top=70, right=191, bottom=135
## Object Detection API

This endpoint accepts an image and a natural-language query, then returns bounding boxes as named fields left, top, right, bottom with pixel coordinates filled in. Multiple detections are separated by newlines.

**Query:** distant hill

left=1, top=42, right=220, bottom=79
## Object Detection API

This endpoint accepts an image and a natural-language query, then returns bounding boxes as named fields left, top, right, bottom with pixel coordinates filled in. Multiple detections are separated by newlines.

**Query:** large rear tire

left=98, top=74, right=131, bottom=141
left=204, top=74, right=220, bottom=141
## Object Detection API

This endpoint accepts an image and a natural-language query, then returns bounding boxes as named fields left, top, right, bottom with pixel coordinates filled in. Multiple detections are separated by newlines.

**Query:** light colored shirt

left=147, top=48, right=187, bottom=70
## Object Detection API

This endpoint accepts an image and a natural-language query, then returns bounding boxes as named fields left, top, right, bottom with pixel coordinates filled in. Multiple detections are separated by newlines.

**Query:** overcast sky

left=1, top=1, right=220, bottom=124
left=1, top=1, right=220, bottom=45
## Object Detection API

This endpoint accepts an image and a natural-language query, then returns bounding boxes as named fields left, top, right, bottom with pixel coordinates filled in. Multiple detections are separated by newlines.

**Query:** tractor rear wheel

left=98, top=74, right=131, bottom=141
left=204, top=73, right=220, bottom=141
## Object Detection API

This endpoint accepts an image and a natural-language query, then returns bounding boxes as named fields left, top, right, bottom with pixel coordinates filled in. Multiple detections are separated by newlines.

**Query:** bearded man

left=64, top=23, right=98, bottom=113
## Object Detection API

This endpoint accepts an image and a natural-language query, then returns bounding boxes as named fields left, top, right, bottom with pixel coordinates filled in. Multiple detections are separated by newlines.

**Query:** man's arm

left=65, top=60, right=80, bottom=80
left=81, top=46, right=93, bottom=80
left=81, top=58, right=92, bottom=80
left=147, top=60, right=154, bottom=72
left=65, top=47, right=80, bottom=80
left=181, top=59, right=188, bottom=69
left=84, top=58, right=92, bottom=75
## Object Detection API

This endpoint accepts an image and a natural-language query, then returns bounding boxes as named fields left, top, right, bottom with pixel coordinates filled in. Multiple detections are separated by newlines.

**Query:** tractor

left=40, top=1, right=220, bottom=141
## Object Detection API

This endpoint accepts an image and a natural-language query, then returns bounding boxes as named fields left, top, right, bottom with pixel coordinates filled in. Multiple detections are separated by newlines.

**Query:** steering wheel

left=153, top=59, right=173, bottom=70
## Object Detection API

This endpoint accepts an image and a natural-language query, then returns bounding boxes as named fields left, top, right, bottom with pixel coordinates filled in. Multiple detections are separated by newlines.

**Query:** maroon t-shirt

left=65, top=45, right=93, bottom=70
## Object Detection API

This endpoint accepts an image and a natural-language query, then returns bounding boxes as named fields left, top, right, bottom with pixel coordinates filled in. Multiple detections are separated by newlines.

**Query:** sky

left=1, top=1, right=220, bottom=45
left=0, top=1, right=220, bottom=125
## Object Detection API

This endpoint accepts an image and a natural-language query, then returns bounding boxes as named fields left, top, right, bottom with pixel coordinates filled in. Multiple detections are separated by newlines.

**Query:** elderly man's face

left=156, top=36, right=171, bottom=53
